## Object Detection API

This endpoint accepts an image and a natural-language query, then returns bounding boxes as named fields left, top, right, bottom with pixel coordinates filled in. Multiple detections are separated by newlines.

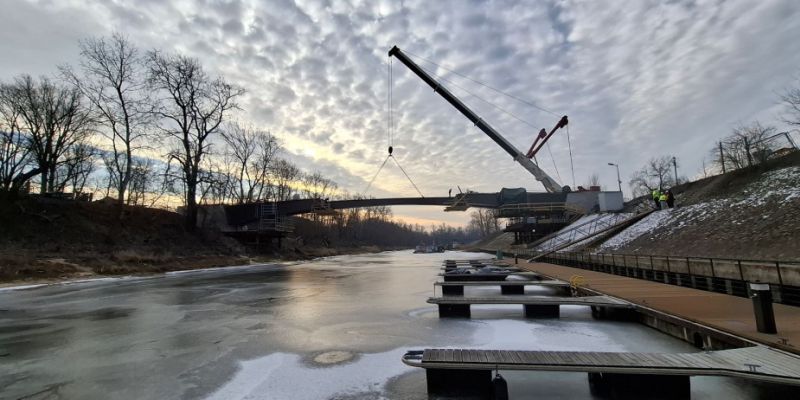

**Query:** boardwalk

left=511, top=260, right=800, bottom=354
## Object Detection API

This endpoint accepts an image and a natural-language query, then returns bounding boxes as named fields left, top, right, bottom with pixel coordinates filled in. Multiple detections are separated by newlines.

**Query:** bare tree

left=0, top=75, right=94, bottom=194
left=221, top=122, right=280, bottom=203
left=469, top=208, right=499, bottom=237
left=272, top=158, right=300, bottom=201
left=628, top=155, right=675, bottom=196
left=0, top=96, right=33, bottom=193
left=782, top=79, right=800, bottom=127
left=54, top=142, right=96, bottom=194
left=586, top=173, right=600, bottom=188
left=301, top=171, right=337, bottom=199
left=61, top=33, right=151, bottom=208
left=147, top=51, right=244, bottom=230
left=712, top=121, right=776, bottom=171
left=126, top=158, right=169, bottom=207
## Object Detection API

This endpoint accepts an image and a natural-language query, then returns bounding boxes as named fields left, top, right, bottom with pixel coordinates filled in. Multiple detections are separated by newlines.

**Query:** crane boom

left=388, top=46, right=566, bottom=193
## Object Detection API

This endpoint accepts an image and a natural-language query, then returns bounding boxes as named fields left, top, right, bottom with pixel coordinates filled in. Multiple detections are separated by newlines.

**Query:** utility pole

left=608, top=162, right=622, bottom=193
left=672, top=156, right=678, bottom=185
left=744, top=137, right=753, bottom=167
left=719, top=142, right=726, bottom=173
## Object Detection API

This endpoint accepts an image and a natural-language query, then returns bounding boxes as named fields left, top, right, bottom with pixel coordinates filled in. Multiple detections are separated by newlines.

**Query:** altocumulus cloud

left=3, top=0, right=800, bottom=226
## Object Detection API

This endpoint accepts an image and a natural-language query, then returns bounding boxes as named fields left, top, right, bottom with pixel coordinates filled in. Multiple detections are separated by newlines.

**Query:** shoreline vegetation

left=0, top=244, right=406, bottom=288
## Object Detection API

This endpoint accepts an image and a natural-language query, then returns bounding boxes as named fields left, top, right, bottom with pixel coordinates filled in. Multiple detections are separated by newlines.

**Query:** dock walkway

left=435, top=279, right=568, bottom=295
left=427, top=294, right=631, bottom=317
left=511, top=260, right=800, bottom=354
left=402, top=346, right=800, bottom=397
left=404, top=346, right=800, bottom=385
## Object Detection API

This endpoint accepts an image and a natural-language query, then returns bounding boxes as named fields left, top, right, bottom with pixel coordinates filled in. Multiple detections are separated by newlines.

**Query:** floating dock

left=427, top=294, right=631, bottom=318
left=435, top=279, right=569, bottom=295
left=402, top=346, right=800, bottom=398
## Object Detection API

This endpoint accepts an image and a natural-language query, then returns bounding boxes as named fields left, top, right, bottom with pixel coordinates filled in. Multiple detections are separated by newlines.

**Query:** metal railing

left=530, top=213, right=633, bottom=252
left=491, top=249, right=800, bottom=306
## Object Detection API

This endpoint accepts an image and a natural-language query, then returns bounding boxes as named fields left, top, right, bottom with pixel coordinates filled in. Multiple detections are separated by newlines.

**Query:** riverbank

left=0, top=244, right=405, bottom=287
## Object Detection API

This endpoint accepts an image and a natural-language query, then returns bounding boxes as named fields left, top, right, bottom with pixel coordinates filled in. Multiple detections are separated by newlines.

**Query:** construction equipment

left=526, top=116, right=569, bottom=159
left=388, top=46, right=570, bottom=193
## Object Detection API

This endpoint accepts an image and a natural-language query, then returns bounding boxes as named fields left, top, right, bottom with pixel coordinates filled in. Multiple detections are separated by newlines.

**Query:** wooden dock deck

left=402, top=346, right=800, bottom=397
left=510, top=260, right=800, bottom=354
left=404, top=346, right=800, bottom=385
left=427, top=294, right=631, bottom=318
left=439, top=271, right=539, bottom=282
left=435, top=279, right=569, bottom=295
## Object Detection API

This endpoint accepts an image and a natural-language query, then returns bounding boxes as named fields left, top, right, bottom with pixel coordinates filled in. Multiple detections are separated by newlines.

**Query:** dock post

left=426, top=368, right=492, bottom=397
left=750, top=282, right=777, bottom=334
left=438, top=304, right=471, bottom=318
left=524, top=304, right=560, bottom=318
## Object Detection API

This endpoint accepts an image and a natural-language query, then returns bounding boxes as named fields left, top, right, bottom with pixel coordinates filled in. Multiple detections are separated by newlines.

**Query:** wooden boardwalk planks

left=409, top=346, right=800, bottom=385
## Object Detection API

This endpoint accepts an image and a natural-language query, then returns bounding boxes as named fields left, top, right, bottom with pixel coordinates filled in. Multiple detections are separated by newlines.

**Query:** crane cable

left=404, top=50, right=559, bottom=117
left=406, top=51, right=577, bottom=188
left=363, top=57, right=425, bottom=198
left=363, top=155, right=390, bottom=194
left=417, top=63, right=565, bottom=186
left=566, top=125, right=576, bottom=188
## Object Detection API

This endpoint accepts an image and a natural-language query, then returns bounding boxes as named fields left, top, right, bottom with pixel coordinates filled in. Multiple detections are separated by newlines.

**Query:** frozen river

left=0, top=250, right=795, bottom=399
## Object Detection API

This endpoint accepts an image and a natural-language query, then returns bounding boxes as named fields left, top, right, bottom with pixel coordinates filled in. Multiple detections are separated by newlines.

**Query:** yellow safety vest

left=659, top=194, right=668, bottom=201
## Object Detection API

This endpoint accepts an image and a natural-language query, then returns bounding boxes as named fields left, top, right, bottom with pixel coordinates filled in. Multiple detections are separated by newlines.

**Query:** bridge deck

left=403, top=346, right=800, bottom=386
left=427, top=295, right=631, bottom=307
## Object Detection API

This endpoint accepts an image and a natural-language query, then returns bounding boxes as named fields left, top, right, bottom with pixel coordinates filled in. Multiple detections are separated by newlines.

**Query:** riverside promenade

left=508, top=259, right=800, bottom=354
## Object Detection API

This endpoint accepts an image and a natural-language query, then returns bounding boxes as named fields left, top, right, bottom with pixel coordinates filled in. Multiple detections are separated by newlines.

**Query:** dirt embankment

left=596, top=152, right=800, bottom=259
left=0, top=198, right=398, bottom=285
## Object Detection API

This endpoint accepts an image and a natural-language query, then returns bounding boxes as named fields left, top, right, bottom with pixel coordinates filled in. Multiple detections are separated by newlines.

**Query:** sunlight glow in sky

left=3, top=0, right=800, bottom=227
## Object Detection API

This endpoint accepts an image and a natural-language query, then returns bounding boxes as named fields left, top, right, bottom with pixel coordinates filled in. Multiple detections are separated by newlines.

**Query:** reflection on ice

left=205, top=350, right=409, bottom=400
left=207, top=318, right=631, bottom=399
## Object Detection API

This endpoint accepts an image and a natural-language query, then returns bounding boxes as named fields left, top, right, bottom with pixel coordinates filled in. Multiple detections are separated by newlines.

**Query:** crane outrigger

left=388, top=45, right=570, bottom=193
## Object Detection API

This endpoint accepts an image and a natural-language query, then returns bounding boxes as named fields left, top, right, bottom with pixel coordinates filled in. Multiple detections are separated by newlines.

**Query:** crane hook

left=388, top=146, right=393, bottom=156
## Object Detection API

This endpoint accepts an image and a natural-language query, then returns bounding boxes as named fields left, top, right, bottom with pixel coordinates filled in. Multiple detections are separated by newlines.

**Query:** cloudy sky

left=3, top=0, right=800, bottom=227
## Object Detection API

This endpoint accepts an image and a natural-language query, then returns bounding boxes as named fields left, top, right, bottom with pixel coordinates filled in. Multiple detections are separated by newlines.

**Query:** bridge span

left=204, top=189, right=622, bottom=239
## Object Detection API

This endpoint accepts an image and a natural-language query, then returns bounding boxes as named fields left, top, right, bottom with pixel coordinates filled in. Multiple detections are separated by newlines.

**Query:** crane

left=388, top=45, right=570, bottom=193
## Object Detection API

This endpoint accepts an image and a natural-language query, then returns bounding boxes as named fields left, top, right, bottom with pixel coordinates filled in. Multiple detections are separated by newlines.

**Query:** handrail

left=485, top=248, right=800, bottom=305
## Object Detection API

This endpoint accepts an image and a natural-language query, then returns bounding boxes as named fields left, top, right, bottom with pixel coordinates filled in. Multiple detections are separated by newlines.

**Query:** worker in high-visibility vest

left=652, top=189, right=661, bottom=209
left=659, top=192, right=668, bottom=210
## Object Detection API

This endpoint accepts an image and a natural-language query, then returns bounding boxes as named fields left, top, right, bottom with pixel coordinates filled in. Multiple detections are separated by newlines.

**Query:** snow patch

left=598, top=166, right=800, bottom=250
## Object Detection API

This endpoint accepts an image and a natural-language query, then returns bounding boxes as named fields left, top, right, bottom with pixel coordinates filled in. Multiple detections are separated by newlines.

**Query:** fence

left=494, top=249, right=800, bottom=306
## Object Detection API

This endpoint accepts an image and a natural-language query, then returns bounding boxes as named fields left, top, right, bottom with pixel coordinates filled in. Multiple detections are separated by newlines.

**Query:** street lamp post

left=608, top=162, right=622, bottom=193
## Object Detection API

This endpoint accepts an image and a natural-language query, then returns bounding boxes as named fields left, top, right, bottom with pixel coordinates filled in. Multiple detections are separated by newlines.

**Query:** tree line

left=628, top=80, right=800, bottom=197
left=0, top=33, right=496, bottom=244
left=0, top=34, right=360, bottom=228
